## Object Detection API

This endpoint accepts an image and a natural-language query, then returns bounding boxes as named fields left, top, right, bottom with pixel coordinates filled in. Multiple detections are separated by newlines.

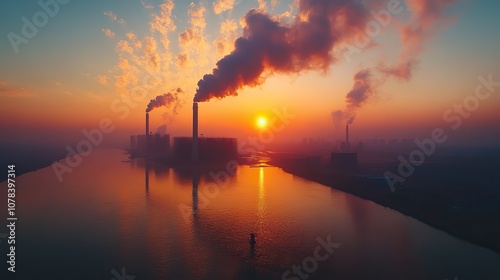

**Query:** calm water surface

left=5, top=149, right=500, bottom=279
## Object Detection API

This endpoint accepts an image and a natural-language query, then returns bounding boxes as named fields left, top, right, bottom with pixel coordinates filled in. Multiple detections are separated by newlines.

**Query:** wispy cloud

left=214, top=19, right=239, bottom=56
left=104, top=11, right=125, bottom=24
left=102, top=0, right=183, bottom=104
left=0, top=82, right=38, bottom=98
left=257, top=0, right=267, bottom=11
left=141, top=0, right=154, bottom=9
left=213, top=0, right=236, bottom=14
left=97, top=75, right=108, bottom=85
left=177, top=2, right=211, bottom=68
left=101, top=28, right=115, bottom=38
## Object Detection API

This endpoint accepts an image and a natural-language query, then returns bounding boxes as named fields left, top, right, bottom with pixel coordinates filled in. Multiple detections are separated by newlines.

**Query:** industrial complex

left=130, top=103, right=238, bottom=162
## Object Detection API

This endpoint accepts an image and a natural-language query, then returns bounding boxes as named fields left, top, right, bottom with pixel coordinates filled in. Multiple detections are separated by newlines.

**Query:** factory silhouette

left=130, top=102, right=238, bottom=163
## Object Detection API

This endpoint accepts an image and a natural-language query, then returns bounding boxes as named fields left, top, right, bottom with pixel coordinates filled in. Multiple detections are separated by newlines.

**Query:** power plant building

left=174, top=137, right=238, bottom=162
left=130, top=134, right=170, bottom=157
left=184, top=102, right=237, bottom=162
left=130, top=112, right=170, bottom=157
left=130, top=103, right=238, bottom=161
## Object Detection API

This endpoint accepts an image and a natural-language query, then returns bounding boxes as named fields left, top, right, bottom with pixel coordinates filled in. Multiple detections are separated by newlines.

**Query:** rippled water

left=5, top=149, right=500, bottom=279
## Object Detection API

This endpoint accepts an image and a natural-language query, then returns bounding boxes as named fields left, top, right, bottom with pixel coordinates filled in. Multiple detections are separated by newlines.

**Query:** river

left=4, top=149, right=500, bottom=279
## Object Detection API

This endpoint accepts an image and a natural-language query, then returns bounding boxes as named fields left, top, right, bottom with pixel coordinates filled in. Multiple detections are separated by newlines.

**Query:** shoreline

left=269, top=155, right=500, bottom=255
left=0, top=155, right=67, bottom=183
left=4, top=148, right=499, bottom=257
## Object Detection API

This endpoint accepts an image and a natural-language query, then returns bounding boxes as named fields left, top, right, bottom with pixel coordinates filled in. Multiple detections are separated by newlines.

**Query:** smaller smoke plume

left=346, top=114, right=355, bottom=125
left=346, top=69, right=374, bottom=110
left=378, top=58, right=419, bottom=81
left=332, top=110, right=355, bottom=128
left=331, top=110, right=344, bottom=128
left=332, top=69, right=374, bottom=127
left=335, top=0, right=457, bottom=127
left=155, top=124, right=167, bottom=135
left=146, top=88, right=184, bottom=113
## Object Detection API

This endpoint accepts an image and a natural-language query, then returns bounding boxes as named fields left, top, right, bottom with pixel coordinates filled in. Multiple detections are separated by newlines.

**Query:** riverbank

left=0, top=145, right=67, bottom=182
left=269, top=152, right=500, bottom=255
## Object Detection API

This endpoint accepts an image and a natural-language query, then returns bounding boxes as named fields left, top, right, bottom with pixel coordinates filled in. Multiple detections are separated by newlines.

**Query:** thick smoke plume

left=194, top=0, right=372, bottom=102
left=146, top=88, right=184, bottom=115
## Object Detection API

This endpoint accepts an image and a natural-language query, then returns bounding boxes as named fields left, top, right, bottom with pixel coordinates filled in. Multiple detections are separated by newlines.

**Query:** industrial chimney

left=345, top=124, right=349, bottom=152
left=192, top=103, right=199, bottom=162
left=146, top=112, right=150, bottom=153
left=146, top=112, right=150, bottom=136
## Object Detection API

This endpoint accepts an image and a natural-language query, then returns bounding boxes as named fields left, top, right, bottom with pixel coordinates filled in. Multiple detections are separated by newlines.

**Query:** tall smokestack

left=346, top=124, right=349, bottom=152
left=146, top=112, right=150, bottom=153
left=192, top=103, right=198, bottom=162
left=146, top=113, right=150, bottom=136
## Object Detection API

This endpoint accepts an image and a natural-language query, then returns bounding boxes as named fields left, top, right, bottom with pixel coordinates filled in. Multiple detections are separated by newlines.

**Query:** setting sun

left=257, top=116, right=268, bottom=129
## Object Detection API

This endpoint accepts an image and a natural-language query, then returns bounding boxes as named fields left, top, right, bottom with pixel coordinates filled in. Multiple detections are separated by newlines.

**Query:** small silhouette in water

left=250, top=233, right=256, bottom=245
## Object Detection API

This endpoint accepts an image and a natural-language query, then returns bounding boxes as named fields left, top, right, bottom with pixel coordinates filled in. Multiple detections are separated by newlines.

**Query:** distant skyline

left=1, top=0, right=500, bottom=148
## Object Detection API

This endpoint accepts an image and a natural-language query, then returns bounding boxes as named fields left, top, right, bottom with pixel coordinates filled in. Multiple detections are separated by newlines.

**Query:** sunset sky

left=1, top=0, right=499, bottom=149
